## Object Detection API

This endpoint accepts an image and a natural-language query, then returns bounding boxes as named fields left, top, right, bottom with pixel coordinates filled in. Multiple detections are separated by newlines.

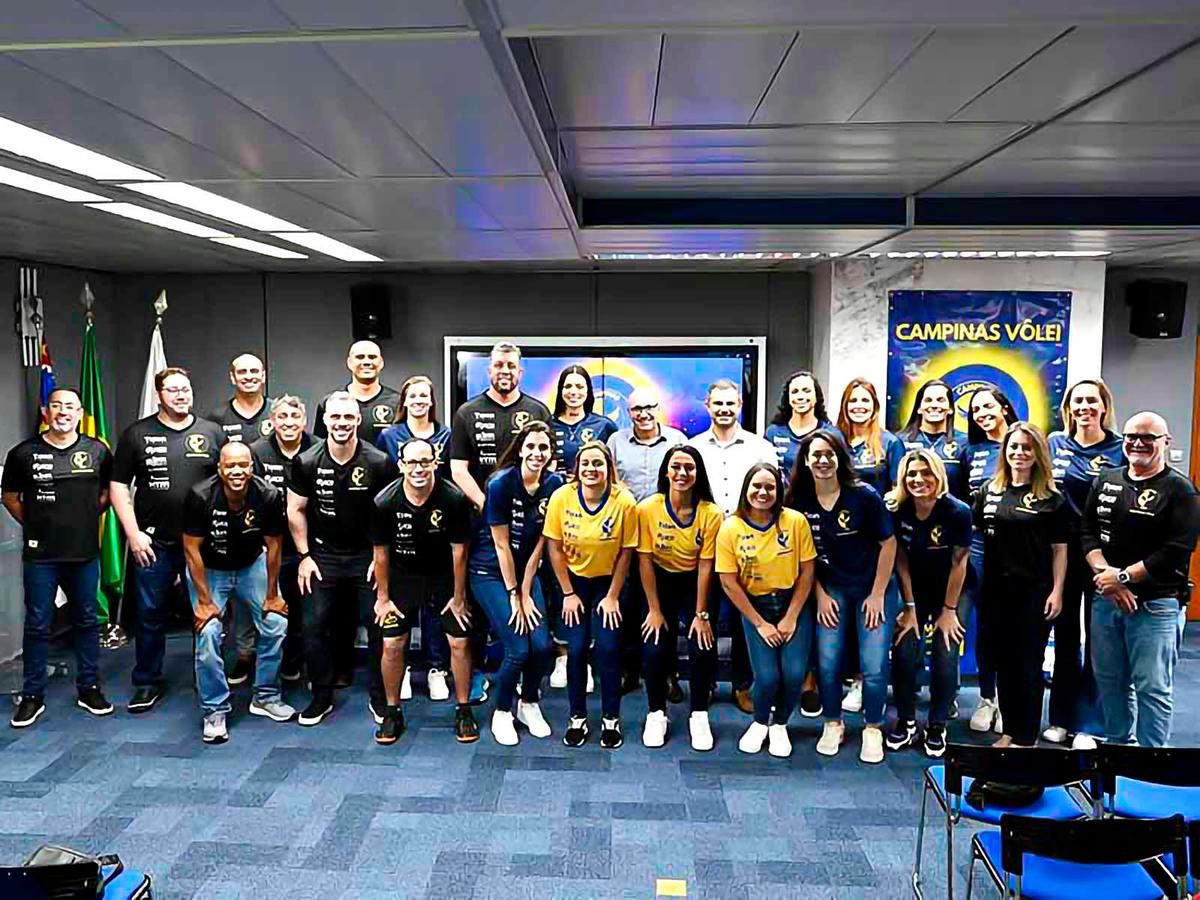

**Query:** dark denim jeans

left=642, top=566, right=718, bottom=713
left=560, top=573, right=624, bottom=719
left=22, top=558, right=100, bottom=696
left=892, top=600, right=960, bottom=727
left=130, top=541, right=186, bottom=688
left=472, top=570, right=554, bottom=711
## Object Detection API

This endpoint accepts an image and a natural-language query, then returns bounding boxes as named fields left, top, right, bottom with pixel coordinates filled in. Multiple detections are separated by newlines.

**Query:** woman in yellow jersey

left=716, top=462, right=817, bottom=758
left=545, top=441, right=639, bottom=750
left=637, top=445, right=724, bottom=751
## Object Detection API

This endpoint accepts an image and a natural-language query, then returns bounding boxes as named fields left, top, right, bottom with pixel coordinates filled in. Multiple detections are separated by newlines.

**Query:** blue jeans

left=472, top=571, right=554, bottom=712
left=186, top=556, right=285, bottom=715
left=1090, top=593, right=1181, bottom=748
left=131, top=541, right=186, bottom=687
left=816, top=583, right=895, bottom=726
left=560, top=573, right=624, bottom=719
left=740, top=592, right=813, bottom=725
left=22, top=559, right=100, bottom=696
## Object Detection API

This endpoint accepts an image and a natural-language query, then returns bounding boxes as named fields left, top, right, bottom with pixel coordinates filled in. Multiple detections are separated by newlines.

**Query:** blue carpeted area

left=1, top=630, right=1197, bottom=899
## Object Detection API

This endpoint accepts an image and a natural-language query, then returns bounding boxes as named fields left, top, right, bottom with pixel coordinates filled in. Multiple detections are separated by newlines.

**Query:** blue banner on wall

left=886, top=290, right=1072, bottom=434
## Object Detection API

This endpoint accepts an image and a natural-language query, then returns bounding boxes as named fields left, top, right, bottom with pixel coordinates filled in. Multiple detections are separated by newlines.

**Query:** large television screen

left=445, top=338, right=766, bottom=437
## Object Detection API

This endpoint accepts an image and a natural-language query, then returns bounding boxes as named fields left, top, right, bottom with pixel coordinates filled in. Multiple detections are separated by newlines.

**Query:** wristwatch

left=1117, top=569, right=1132, bottom=585
left=696, top=611, right=710, bottom=621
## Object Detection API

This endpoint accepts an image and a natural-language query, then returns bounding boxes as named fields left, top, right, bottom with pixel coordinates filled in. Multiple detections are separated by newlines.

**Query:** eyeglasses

left=629, top=404, right=658, bottom=414
left=402, top=458, right=436, bottom=469
left=1123, top=433, right=1165, bottom=446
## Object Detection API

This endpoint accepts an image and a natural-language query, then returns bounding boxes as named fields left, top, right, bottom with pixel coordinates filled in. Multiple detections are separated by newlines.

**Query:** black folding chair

left=912, top=744, right=1096, bottom=899
left=0, top=861, right=100, bottom=899
left=967, top=813, right=1189, bottom=899
left=1096, top=744, right=1200, bottom=822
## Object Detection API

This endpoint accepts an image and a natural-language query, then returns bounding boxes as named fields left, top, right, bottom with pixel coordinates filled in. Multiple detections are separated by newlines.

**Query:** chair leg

left=945, top=803, right=956, bottom=900
left=912, top=781, right=930, bottom=899
left=965, top=847, right=975, bottom=900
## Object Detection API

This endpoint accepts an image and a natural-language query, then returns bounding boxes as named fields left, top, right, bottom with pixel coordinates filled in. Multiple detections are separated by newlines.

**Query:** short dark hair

left=154, top=367, right=190, bottom=392
left=398, top=437, right=434, bottom=462
left=654, top=444, right=715, bottom=504
left=47, top=387, right=81, bottom=404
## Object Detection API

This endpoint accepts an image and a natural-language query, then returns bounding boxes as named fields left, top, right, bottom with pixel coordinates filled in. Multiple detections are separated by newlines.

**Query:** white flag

left=139, top=320, right=168, bottom=418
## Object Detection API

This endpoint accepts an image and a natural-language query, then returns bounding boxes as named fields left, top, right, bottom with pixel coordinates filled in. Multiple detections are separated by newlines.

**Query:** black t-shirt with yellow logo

left=290, top=439, right=397, bottom=556
left=790, top=482, right=894, bottom=599
left=973, top=482, right=1070, bottom=584
left=891, top=494, right=972, bottom=603
left=206, top=398, right=274, bottom=444
left=450, top=392, right=552, bottom=491
left=313, top=384, right=402, bottom=446
left=2, top=434, right=113, bottom=562
left=371, top=478, right=472, bottom=579
left=112, top=415, right=226, bottom=547
left=183, top=474, right=284, bottom=570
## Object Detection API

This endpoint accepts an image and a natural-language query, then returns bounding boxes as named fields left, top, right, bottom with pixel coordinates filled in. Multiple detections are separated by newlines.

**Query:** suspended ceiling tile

left=0, top=0, right=125, bottom=43
left=953, top=26, right=1196, bottom=122
left=322, top=38, right=542, bottom=176
left=286, top=179, right=502, bottom=230
left=851, top=26, right=1065, bottom=122
left=326, top=229, right=526, bottom=261
left=654, top=32, right=795, bottom=126
left=181, top=181, right=367, bottom=231
left=754, top=27, right=930, bottom=124
left=270, top=0, right=472, bottom=30
left=81, top=0, right=294, bottom=35
left=457, top=178, right=567, bottom=229
left=1065, top=41, right=1200, bottom=121
left=164, top=42, right=443, bottom=177
left=534, top=34, right=663, bottom=127
left=14, top=48, right=350, bottom=178
left=510, top=229, right=580, bottom=258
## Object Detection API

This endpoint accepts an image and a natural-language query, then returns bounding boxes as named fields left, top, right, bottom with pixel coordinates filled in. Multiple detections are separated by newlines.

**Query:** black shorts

left=380, top=575, right=470, bottom=640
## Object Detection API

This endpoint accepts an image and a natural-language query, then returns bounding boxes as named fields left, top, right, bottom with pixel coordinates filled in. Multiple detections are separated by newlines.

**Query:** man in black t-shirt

left=1083, top=411, right=1200, bottom=748
left=313, top=340, right=402, bottom=445
left=111, top=367, right=225, bottom=713
left=206, top=353, right=273, bottom=444
left=183, top=443, right=290, bottom=744
left=250, top=395, right=312, bottom=681
left=2, top=388, right=115, bottom=728
left=288, top=391, right=397, bottom=726
left=371, top=438, right=475, bottom=744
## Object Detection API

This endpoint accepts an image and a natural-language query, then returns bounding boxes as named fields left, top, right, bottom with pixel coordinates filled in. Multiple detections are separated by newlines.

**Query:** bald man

left=1083, top=412, right=1199, bottom=747
left=606, top=388, right=688, bottom=503
left=208, top=353, right=273, bottom=443
left=313, top=341, right=402, bottom=445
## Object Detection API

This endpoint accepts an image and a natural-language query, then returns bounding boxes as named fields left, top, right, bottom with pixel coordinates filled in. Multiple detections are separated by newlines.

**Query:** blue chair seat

left=975, top=831, right=1170, bottom=900
left=1113, top=777, right=1200, bottom=822
left=927, top=765, right=1085, bottom=825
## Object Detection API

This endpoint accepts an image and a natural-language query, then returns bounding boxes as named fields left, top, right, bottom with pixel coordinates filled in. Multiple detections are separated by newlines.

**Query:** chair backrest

left=1097, top=744, right=1200, bottom=794
left=0, top=862, right=100, bottom=899
left=1000, top=814, right=1188, bottom=889
left=943, top=743, right=1096, bottom=796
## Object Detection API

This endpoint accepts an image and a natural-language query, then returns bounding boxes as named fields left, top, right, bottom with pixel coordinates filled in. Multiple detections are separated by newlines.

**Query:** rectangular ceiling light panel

left=271, top=232, right=382, bottom=262
left=0, top=164, right=109, bottom=202
left=212, top=236, right=308, bottom=259
left=86, top=202, right=231, bottom=238
left=123, top=182, right=304, bottom=232
left=0, top=116, right=160, bottom=182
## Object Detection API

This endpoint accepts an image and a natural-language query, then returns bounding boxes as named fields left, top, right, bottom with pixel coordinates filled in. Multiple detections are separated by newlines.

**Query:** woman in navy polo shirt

left=785, top=430, right=896, bottom=764
left=765, top=371, right=842, bottom=481
left=835, top=378, right=904, bottom=497
left=551, top=365, right=617, bottom=472
left=900, top=379, right=967, bottom=499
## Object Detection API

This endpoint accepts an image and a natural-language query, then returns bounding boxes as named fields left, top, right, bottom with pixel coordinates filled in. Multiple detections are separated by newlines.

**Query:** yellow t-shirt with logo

left=544, top=483, right=639, bottom=578
left=637, top=494, right=723, bottom=573
left=715, top=509, right=817, bottom=596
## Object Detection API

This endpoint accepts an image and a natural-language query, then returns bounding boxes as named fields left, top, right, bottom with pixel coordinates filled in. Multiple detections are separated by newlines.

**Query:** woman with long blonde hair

left=973, top=423, right=1069, bottom=747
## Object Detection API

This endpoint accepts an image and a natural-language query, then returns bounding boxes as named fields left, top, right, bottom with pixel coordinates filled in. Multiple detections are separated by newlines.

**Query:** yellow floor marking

left=656, top=878, right=687, bottom=897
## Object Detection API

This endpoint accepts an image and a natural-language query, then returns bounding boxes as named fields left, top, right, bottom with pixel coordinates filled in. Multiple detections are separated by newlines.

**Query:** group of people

left=3, top=340, right=1196, bottom=763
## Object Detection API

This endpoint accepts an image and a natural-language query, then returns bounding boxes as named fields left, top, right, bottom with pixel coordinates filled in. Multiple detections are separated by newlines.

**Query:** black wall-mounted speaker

left=350, top=283, right=392, bottom=341
left=1126, top=278, right=1187, bottom=339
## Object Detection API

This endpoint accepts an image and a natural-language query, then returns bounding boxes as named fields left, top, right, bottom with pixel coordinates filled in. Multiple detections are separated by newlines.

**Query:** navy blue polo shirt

left=791, top=481, right=893, bottom=599
left=892, top=494, right=972, bottom=603
left=469, top=466, right=565, bottom=575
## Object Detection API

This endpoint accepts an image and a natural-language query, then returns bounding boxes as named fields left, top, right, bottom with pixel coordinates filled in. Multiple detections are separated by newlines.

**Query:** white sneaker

left=643, top=710, right=669, bottom=748
left=816, top=721, right=845, bottom=757
left=248, top=698, right=295, bottom=722
left=550, top=654, right=568, bottom=689
left=969, top=697, right=998, bottom=732
left=841, top=680, right=863, bottom=714
left=491, top=710, right=518, bottom=746
left=860, top=726, right=885, bottom=764
left=689, top=711, right=714, bottom=752
left=516, top=700, right=552, bottom=738
left=1042, top=725, right=1069, bottom=744
left=738, top=721, right=769, bottom=754
left=427, top=669, right=449, bottom=702
left=587, top=665, right=594, bottom=694
left=202, top=711, right=228, bottom=744
left=767, top=724, right=792, bottom=758
left=400, top=667, right=412, bottom=701
left=1071, top=733, right=1099, bottom=750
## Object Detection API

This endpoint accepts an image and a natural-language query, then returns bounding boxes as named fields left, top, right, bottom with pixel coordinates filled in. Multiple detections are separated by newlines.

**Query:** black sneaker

left=455, top=705, right=480, bottom=743
left=886, top=718, right=919, bottom=751
left=375, top=706, right=405, bottom=745
left=600, top=717, right=624, bottom=750
left=228, top=655, right=254, bottom=686
left=77, top=686, right=114, bottom=716
left=368, top=696, right=385, bottom=726
left=666, top=675, right=685, bottom=705
left=298, top=692, right=334, bottom=727
left=799, top=690, right=822, bottom=718
left=127, top=686, right=164, bottom=714
left=563, top=716, right=589, bottom=748
left=924, top=724, right=947, bottom=759
left=11, top=695, right=45, bottom=728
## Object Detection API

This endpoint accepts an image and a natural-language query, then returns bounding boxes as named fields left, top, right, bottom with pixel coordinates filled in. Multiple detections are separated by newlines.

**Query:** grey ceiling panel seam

left=945, top=26, right=1075, bottom=122
left=0, top=27, right=479, bottom=53
left=844, top=28, right=935, bottom=123
left=649, top=34, right=665, bottom=127
left=747, top=31, right=799, bottom=125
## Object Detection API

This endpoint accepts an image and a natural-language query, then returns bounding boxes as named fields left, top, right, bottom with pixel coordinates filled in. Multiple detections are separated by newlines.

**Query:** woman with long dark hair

left=551, top=365, right=617, bottom=471
left=785, top=431, right=896, bottom=764
left=974, top=423, right=1068, bottom=748
left=470, top=421, right=563, bottom=746
left=901, top=379, right=967, bottom=498
left=1045, top=378, right=1124, bottom=747
left=637, top=445, right=724, bottom=750
left=716, top=463, right=816, bottom=758
left=835, top=378, right=904, bottom=497
left=885, top=450, right=972, bottom=758
left=765, top=371, right=843, bottom=480
left=545, top=441, right=639, bottom=750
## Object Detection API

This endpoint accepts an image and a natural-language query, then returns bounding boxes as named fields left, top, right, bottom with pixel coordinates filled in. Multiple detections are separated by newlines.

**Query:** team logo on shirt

left=70, top=451, right=93, bottom=472
left=185, top=434, right=209, bottom=456
left=512, top=411, right=531, bottom=432
left=372, top=405, right=392, bottom=424
left=776, top=529, right=790, bottom=550
left=943, top=441, right=958, bottom=457
left=837, top=510, right=852, bottom=530
left=1089, top=455, right=1105, bottom=474
left=244, top=510, right=257, bottom=529
left=430, top=509, right=444, bottom=530
left=580, top=428, right=595, bottom=443
left=860, top=449, right=875, bottom=466
left=1135, top=489, right=1158, bottom=512
left=601, top=515, right=615, bottom=539
left=1020, top=492, right=1038, bottom=511
left=930, top=526, right=942, bottom=546
left=538, top=498, right=549, bottom=518
left=259, top=420, right=274, bottom=437
left=350, top=466, right=367, bottom=488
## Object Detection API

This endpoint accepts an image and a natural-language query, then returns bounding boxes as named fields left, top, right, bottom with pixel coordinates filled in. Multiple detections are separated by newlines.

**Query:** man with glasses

left=4, top=388, right=114, bottom=727
left=111, top=368, right=226, bottom=713
left=607, top=388, right=687, bottom=503
left=1082, top=412, right=1199, bottom=747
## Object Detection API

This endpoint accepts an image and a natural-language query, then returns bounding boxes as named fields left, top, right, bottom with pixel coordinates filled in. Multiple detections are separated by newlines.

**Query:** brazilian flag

left=80, top=317, right=123, bottom=623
